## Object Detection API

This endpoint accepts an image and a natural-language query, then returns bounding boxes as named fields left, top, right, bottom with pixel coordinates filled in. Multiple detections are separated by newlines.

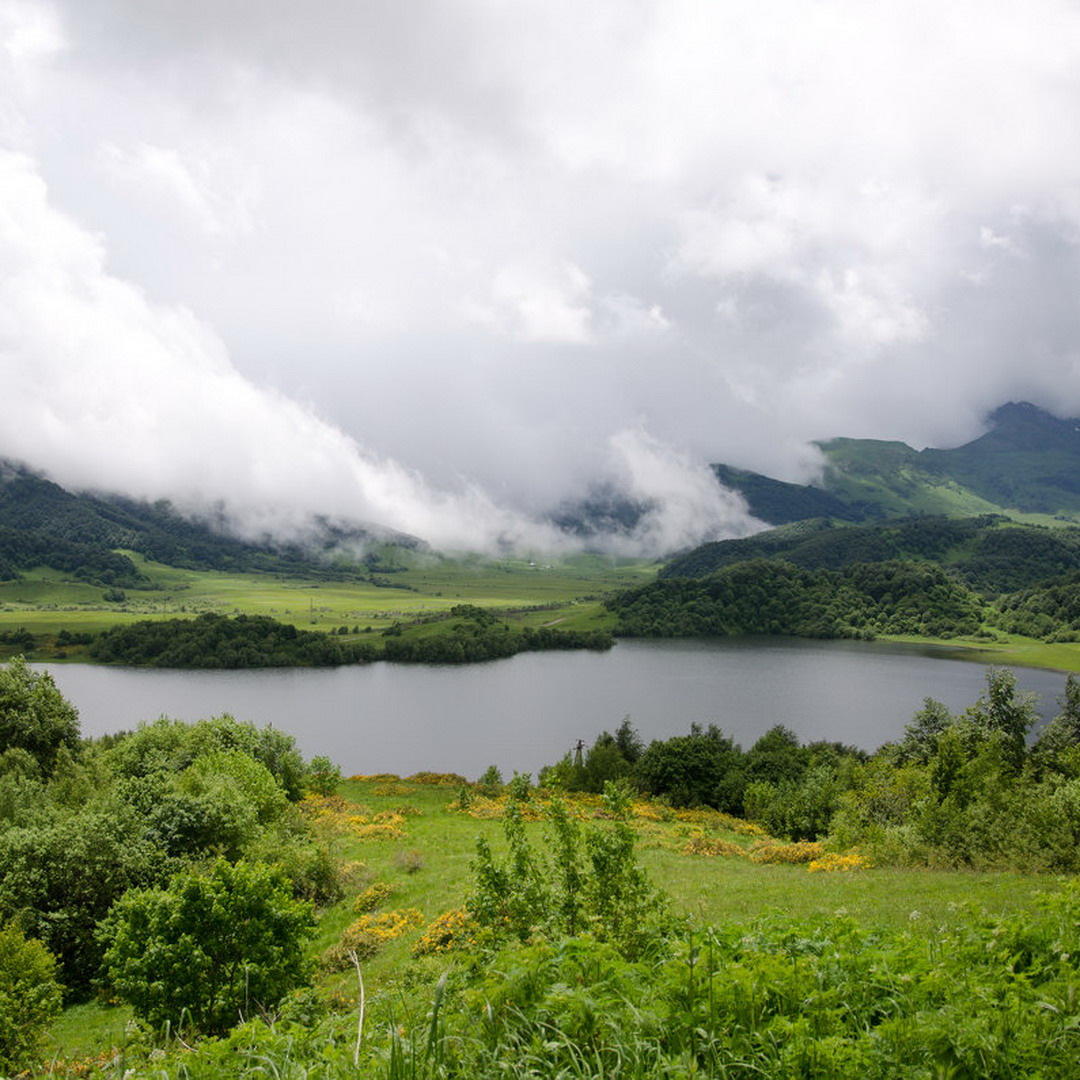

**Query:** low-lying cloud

left=2, top=1, right=1080, bottom=555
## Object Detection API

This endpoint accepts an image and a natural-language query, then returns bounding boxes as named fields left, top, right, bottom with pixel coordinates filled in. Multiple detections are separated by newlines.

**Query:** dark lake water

left=41, top=639, right=1069, bottom=779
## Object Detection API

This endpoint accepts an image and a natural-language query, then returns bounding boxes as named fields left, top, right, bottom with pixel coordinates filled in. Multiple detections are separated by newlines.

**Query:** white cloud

left=0, top=0, right=1079, bottom=550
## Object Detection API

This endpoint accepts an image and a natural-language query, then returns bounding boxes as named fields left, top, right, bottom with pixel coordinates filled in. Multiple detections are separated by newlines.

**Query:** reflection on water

left=41, top=638, right=1068, bottom=779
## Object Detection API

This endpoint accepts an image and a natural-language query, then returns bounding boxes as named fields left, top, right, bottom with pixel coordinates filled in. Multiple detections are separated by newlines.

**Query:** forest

left=607, top=516, right=1080, bottom=646
left=83, top=606, right=612, bottom=667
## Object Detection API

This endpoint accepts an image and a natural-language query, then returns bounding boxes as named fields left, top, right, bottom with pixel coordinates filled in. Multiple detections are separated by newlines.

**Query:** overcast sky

left=2, top=1, right=1080, bottom=553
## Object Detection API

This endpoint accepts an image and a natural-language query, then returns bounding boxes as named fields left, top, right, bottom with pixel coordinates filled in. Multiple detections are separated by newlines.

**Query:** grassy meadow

left=6, top=546, right=1080, bottom=671
left=0, top=550, right=652, bottom=658
left=43, top=774, right=1068, bottom=1072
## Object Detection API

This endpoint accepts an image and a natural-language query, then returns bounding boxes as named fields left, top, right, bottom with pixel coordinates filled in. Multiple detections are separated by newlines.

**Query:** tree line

left=544, top=668, right=1080, bottom=871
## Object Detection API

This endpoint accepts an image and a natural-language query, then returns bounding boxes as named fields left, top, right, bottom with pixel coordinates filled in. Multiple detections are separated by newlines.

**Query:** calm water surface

left=42, top=639, right=1069, bottom=778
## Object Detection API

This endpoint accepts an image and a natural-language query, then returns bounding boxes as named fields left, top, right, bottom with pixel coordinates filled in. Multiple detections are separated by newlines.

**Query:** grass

left=0, top=552, right=652, bottom=658
left=43, top=776, right=1068, bottom=1067
left=7, top=549, right=1080, bottom=672
left=884, top=630, right=1080, bottom=672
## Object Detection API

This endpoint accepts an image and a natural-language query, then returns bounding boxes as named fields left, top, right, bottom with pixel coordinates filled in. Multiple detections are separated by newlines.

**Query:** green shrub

left=100, top=859, right=314, bottom=1036
left=0, top=921, right=63, bottom=1074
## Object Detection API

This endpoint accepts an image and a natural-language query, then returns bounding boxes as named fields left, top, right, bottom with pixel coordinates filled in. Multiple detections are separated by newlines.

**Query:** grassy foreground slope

left=43, top=775, right=1078, bottom=1078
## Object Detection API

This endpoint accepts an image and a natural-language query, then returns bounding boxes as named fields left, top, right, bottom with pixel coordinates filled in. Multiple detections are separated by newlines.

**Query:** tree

left=964, top=668, right=1038, bottom=773
left=0, top=656, right=80, bottom=773
left=895, top=698, right=954, bottom=765
left=306, top=755, right=342, bottom=796
left=100, top=859, right=314, bottom=1035
left=634, top=724, right=744, bottom=811
left=0, top=922, right=63, bottom=1075
left=1032, top=673, right=1080, bottom=773
left=0, top=804, right=166, bottom=997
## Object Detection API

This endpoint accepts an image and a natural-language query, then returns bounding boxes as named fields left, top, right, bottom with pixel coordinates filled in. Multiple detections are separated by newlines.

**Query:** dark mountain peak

left=975, top=401, right=1080, bottom=454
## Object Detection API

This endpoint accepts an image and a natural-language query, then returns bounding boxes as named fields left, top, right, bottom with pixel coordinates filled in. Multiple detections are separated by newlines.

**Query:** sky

left=2, top=1, right=1080, bottom=555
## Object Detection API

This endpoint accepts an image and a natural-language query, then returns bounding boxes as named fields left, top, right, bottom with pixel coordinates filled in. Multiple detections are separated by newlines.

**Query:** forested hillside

left=0, top=463, right=417, bottom=583
left=610, top=515, right=1080, bottom=646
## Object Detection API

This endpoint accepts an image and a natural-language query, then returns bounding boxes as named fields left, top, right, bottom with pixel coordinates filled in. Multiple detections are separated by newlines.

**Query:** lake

left=39, top=638, right=1071, bottom=778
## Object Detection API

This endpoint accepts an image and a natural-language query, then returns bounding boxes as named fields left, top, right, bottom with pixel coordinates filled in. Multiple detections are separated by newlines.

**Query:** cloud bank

left=2, top=1, right=1080, bottom=553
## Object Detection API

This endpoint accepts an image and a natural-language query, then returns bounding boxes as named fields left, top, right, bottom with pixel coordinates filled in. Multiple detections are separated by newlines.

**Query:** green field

left=0, top=551, right=654, bottom=658
left=7, top=547, right=1080, bottom=671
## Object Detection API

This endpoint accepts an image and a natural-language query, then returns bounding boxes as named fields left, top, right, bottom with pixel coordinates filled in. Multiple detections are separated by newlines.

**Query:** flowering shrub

left=299, top=794, right=373, bottom=836
left=354, top=881, right=395, bottom=913
left=630, top=800, right=671, bottom=822
left=749, top=840, right=825, bottom=864
left=808, top=852, right=870, bottom=873
left=412, top=907, right=476, bottom=956
left=323, top=908, right=425, bottom=968
left=407, top=771, right=468, bottom=785
left=675, top=808, right=767, bottom=836
left=681, top=835, right=746, bottom=858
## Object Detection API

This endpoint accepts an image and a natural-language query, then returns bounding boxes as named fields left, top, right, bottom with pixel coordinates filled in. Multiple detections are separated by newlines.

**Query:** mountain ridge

left=715, top=402, right=1080, bottom=525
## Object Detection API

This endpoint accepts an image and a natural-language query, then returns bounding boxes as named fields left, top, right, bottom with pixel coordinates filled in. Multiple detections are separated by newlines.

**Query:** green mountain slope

left=660, top=514, right=1080, bottom=595
left=715, top=402, right=1080, bottom=525
left=0, top=463, right=419, bottom=584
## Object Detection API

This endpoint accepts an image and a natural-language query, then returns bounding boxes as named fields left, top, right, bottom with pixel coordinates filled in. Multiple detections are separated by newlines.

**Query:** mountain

left=0, top=463, right=421, bottom=584
left=715, top=402, right=1080, bottom=525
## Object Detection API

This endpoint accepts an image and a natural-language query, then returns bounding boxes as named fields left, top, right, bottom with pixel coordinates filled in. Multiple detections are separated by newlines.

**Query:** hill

left=714, top=402, right=1080, bottom=525
left=606, top=513, right=1080, bottom=650
left=0, top=463, right=420, bottom=585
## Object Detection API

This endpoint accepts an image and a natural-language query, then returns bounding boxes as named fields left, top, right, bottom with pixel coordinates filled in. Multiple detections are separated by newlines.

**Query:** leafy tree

left=306, top=755, right=342, bottom=796
left=1031, top=672, right=1080, bottom=773
left=100, top=859, right=314, bottom=1035
left=964, top=667, right=1039, bottom=773
left=107, top=714, right=306, bottom=801
left=744, top=725, right=807, bottom=786
left=477, top=764, right=504, bottom=795
left=0, top=656, right=80, bottom=773
left=895, top=697, right=954, bottom=765
left=0, top=804, right=166, bottom=996
left=634, top=724, right=744, bottom=811
left=0, top=921, right=63, bottom=1074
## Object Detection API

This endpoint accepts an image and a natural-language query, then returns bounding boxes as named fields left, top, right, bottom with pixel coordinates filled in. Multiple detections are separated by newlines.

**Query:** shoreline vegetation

left=2, top=659, right=1079, bottom=1076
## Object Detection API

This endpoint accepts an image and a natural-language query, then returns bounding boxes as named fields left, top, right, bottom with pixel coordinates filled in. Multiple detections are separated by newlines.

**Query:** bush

left=0, top=921, right=63, bottom=1074
left=100, top=859, right=315, bottom=1035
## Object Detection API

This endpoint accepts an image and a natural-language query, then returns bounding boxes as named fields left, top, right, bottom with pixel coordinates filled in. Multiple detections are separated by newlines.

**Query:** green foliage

left=0, top=655, right=80, bottom=773
left=0, top=803, right=168, bottom=997
left=962, top=666, right=1039, bottom=772
left=382, top=605, right=613, bottom=663
left=0, top=921, right=63, bottom=1074
left=469, top=781, right=663, bottom=958
left=1031, top=672, right=1080, bottom=772
left=124, top=885, right=1080, bottom=1079
left=90, top=611, right=376, bottom=667
left=542, top=718, right=643, bottom=794
left=634, top=723, right=745, bottom=811
left=306, top=754, right=342, bottom=796
left=611, top=556, right=985, bottom=640
left=106, top=714, right=306, bottom=801
left=100, top=859, right=314, bottom=1036
left=476, top=763, right=503, bottom=795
